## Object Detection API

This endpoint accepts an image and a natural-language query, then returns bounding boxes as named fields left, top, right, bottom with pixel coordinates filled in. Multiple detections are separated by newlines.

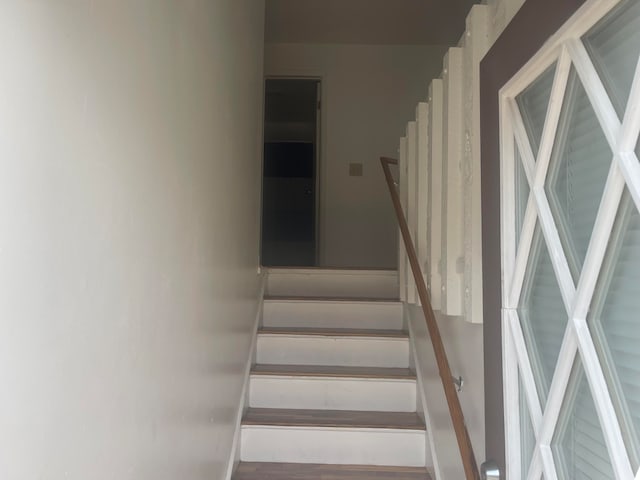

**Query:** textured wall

left=0, top=1, right=265, bottom=479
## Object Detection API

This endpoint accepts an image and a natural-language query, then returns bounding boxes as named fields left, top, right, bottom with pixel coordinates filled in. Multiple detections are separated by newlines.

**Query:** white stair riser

left=262, top=300, right=403, bottom=330
left=266, top=270, right=398, bottom=299
left=241, top=426, right=425, bottom=466
left=256, top=335, right=410, bottom=368
left=249, top=376, right=416, bottom=412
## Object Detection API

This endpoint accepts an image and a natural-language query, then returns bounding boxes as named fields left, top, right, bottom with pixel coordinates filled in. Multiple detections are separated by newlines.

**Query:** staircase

left=233, top=268, right=432, bottom=480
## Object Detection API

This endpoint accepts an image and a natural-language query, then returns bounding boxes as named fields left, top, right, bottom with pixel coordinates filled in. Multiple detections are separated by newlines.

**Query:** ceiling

left=265, top=0, right=478, bottom=45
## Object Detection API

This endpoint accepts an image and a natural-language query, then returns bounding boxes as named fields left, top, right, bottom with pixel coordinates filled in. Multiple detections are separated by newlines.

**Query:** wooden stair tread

left=264, top=295, right=401, bottom=302
left=242, top=408, right=426, bottom=430
left=252, top=364, right=416, bottom=380
left=266, top=266, right=397, bottom=271
left=258, top=327, right=408, bottom=338
left=234, top=462, right=431, bottom=479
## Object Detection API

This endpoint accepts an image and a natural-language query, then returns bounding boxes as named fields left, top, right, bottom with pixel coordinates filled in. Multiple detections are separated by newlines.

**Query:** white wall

left=0, top=2, right=265, bottom=479
left=409, top=307, right=484, bottom=478
left=265, top=43, right=448, bottom=268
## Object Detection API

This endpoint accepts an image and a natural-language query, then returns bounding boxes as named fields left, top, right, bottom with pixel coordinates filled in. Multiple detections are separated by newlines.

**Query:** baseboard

left=223, top=273, right=266, bottom=480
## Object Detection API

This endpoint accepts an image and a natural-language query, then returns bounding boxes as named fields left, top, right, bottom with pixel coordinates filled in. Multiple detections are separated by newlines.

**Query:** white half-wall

left=0, top=2, right=265, bottom=479
left=408, top=305, right=484, bottom=479
left=265, top=43, right=448, bottom=269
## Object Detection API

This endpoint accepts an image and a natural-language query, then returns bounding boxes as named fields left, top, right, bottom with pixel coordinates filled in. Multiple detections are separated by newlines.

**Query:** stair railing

left=380, top=156, right=480, bottom=480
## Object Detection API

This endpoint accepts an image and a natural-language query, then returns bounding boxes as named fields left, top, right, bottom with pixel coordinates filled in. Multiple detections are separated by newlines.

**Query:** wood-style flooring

left=234, top=462, right=432, bottom=479
left=258, top=327, right=408, bottom=338
left=251, top=364, right=416, bottom=380
left=264, top=295, right=401, bottom=302
left=242, top=408, right=425, bottom=430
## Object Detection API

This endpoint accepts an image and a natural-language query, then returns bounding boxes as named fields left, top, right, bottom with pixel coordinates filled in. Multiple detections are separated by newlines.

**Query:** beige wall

left=0, top=1, right=265, bottom=479
left=265, top=43, right=448, bottom=268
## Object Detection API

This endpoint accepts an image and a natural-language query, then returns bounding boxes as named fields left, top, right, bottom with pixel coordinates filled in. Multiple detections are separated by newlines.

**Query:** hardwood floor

left=242, top=408, right=425, bottom=430
left=264, top=295, right=401, bottom=302
left=234, top=462, right=432, bottom=479
left=251, top=364, right=416, bottom=380
left=258, top=327, right=408, bottom=338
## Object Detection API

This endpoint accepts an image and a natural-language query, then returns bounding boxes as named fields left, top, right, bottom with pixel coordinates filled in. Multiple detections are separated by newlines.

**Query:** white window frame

left=499, top=0, right=640, bottom=479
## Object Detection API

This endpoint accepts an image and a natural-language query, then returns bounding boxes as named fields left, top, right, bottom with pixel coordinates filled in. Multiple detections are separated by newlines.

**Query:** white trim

left=565, top=38, right=621, bottom=152
left=507, top=192, right=536, bottom=310
left=571, top=165, right=625, bottom=320
left=534, top=47, right=572, bottom=172
left=620, top=55, right=640, bottom=151
left=503, top=310, right=520, bottom=480
left=416, top=103, right=430, bottom=308
left=224, top=273, right=267, bottom=480
left=441, top=47, right=465, bottom=316
left=510, top=99, right=537, bottom=184
left=500, top=97, right=517, bottom=304
left=539, top=445, right=558, bottom=480
left=618, top=55, right=640, bottom=212
left=428, top=80, right=445, bottom=310
left=533, top=187, right=576, bottom=312
left=463, top=4, right=491, bottom=325
left=507, top=311, right=543, bottom=432
left=400, top=136, right=409, bottom=303
left=407, top=121, right=419, bottom=305
left=618, top=151, right=640, bottom=212
left=534, top=328, right=578, bottom=480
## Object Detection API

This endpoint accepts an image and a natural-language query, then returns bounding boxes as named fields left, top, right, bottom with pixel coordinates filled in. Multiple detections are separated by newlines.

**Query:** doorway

left=261, top=78, right=321, bottom=267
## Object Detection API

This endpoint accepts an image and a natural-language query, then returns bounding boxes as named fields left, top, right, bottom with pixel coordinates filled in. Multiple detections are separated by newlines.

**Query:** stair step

left=252, top=364, right=415, bottom=379
left=263, top=297, right=403, bottom=330
left=233, top=462, right=432, bottom=479
left=249, top=365, right=417, bottom=412
left=256, top=328, right=410, bottom=368
left=264, top=295, right=400, bottom=302
left=258, top=327, right=407, bottom=338
left=266, top=268, right=398, bottom=299
left=240, top=409, right=426, bottom=466
left=242, top=408, right=425, bottom=430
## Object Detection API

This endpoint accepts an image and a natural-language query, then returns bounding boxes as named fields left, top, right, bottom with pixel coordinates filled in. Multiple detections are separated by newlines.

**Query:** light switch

left=349, top=163, right=363, bottom=177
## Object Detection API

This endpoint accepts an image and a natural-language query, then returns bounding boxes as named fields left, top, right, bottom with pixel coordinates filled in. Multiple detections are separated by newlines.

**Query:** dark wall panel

left=480, top=0, right=586, bottom=475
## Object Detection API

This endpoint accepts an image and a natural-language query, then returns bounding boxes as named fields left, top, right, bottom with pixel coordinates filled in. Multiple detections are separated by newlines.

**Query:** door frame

left=480, top=0, right=587, bottom=475
left=261, top=75, right=323, bottom=266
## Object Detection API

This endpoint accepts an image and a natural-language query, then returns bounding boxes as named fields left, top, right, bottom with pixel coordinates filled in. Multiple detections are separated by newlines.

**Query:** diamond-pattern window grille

left=517, top=63, right=558, bottom=158
left=552, top=357, right=616, bottom=480
left=517, top=226, right=568, bottom=404
left=588, top=190, right=640, bottom=471
left=545, top=67, right=613, bottom=282
left=500, top=0, right=640, bottom=478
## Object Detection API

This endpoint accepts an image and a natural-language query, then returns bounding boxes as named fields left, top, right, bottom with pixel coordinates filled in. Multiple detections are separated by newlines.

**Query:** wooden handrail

left=380, top=156, right=480, bottom=480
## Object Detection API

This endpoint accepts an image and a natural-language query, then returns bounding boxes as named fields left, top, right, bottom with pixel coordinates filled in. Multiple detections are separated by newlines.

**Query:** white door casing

left=500, top=1, right=640, bottom=479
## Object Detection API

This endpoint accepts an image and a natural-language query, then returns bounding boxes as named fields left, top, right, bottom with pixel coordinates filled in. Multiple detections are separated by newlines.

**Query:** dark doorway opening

left=261, top=78, right=320, bottom=267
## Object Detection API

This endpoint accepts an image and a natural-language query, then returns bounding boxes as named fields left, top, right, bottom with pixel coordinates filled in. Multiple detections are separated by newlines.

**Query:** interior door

left=498, top=1, right=640, bottom=479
